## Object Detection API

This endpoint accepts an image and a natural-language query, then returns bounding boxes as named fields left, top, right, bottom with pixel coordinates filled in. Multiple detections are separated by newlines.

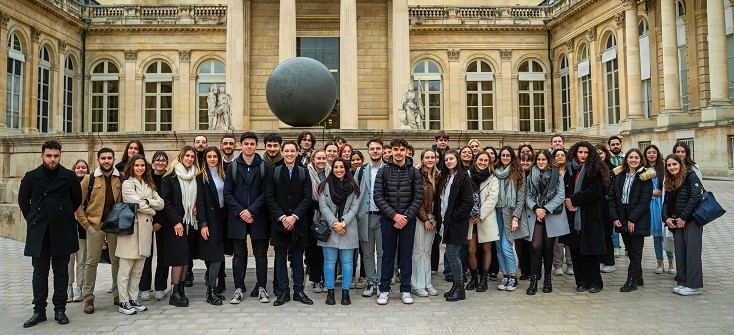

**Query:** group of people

left=18, top=130, right=708, bottom=328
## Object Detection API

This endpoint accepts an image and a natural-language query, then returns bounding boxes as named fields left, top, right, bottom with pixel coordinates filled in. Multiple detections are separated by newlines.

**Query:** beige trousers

left=67, top=237, right=87, bottom=288
left=118, top=258, right=145, bottom=303
left=83, top=227, right=120, bottom=301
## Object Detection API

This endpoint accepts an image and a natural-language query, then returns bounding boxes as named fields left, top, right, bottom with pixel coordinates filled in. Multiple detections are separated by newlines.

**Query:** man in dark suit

left=265, top=140, right=313, bottom=306
left=18, top=140, right=82, bottom=327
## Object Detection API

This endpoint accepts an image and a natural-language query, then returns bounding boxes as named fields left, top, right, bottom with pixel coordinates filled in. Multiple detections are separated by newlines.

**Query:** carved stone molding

left=447, top=49, right=460, bottom=61
left=124, top=49, right=138, bottom=61
left=179, top=49, right=191, bottom=62
left=587, top=27, right=597, bottom=40
left=500, top=49, right=512, bottom=60
left=31, top=27, right=40, bottom=41
left=644, top=0, right=657, bottom=12
left=0, top=12, right=9, bottom=30
left=623, top=0, right=638, bottom=10
left=58, top=40, right=67, bottom=54
left=566, top=39, right=574, bottom=51
left=615, top=12, right=625, bottom=28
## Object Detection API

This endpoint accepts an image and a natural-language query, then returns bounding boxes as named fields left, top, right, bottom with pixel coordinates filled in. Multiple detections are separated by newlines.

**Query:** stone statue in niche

left=399, top=83, right=425, bottom=129
left=208, top=85, right=232, bottom=130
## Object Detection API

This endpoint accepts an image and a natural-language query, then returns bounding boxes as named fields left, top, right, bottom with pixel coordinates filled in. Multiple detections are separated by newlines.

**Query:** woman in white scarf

left=161, top=146, right=199, bottom=308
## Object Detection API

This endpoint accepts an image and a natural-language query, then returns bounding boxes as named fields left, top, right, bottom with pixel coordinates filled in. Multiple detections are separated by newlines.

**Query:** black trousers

left=232, top=239, right=248, bottom=290
left=379, top=216, right=416, bottom=293
left=599, top=234, right=616, bottom=266
left=430, top=233, right=441, bottom=272
left=275, top=246, right=305, bottom=293
left=516, top=239, right=532, bottom=276
left=251, top=239, right=270, bottom=289
left=139, top=231, right=168, bottom=291
left=620, top=231, right=644, bottom=280
left=569, top=248, right=603, bottom=289
left=32, top=232, right=70, bottom=313
left=307, top=235, right=324, bottom=283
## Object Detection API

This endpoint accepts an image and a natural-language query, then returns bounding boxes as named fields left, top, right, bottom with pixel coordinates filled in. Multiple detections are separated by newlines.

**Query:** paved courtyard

left=2, top=180, right=734, bottom=334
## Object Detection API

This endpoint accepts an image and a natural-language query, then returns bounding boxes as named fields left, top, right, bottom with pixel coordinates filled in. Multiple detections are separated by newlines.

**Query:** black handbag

left=692, top=190, right=726, bottom=226
left=309, top=220, right=331, bottom=242
left=100, top=202, right=138, bottom=235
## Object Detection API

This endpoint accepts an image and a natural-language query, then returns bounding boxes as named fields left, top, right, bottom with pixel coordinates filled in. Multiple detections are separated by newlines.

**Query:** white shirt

left=369, top=162, right=384, bottom=211
left=209, top=166, right=224, bottom=208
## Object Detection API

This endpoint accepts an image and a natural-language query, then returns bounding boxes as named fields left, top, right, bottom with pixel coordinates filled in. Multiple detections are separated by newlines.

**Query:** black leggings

left=530, top=221, right=555, bottom=277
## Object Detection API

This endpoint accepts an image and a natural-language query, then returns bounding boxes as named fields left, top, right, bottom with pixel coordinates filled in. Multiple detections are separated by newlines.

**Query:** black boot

left=169, top=284, right=189, bottom=307
left=542, top=274, right=553, bottom=293
left=636, top=270, right=644, bottom=286
left=526, top=275, right=538, bottom=295
left=325, top=289, right=336, bottom=305
left=207, top=285, right=223, bottom=305
left=620, top=276, right=637, bottom=292
left=446, top=283, right=466, bottom=301
left=341, top=289, right=351, bottom=305
left=465, top=270, right=479, bottom=290
left=184, top=271, right=194, bottom=287
left=178, top=284, right=189, bottom=304
left=443, top=282, right=458, bottom=298
left=476, top=270, right=489, bottom=292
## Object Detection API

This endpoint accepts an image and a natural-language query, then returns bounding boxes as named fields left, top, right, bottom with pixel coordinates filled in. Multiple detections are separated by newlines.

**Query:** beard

left=611, top=148, right=622, bottom=155
left=43, top=162, right=58, bottom=170
left=100, top=165, right=113, bottom=173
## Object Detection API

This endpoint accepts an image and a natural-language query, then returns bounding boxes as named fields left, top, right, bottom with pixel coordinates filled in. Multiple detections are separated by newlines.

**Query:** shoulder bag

left=692, top=188, right=726, bottom=226
left=100, top=185, right=139, bottom=235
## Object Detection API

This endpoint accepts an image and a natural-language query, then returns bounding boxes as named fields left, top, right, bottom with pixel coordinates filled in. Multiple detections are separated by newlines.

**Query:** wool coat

left=524, top=172, right=570, bottom=240
left=473, top=175, right=500, bottom=243
left=608, top=166, right=655, bottom=236
left=317, top=184, right=360, bottom=249
left=355, top=162, right=384, bottom=241
left=196, top=173, right=226, bottom=262
left=434, top=171, right=474, bottom=245
left=18, top=165, right=82, bottom=257
left=117, top=177, right=164, bottom=259
left=223, top=153, right=269, bottom=240
left=565, top=168, right=607, bottom=256
left=265, top=165, right=312, bottom=248
left=159, top=173, right=200, bottom=266
left=496, top=175, right=529, bottom=240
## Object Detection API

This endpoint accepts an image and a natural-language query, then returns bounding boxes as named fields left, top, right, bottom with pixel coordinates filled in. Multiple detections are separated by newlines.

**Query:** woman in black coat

left=434, top=151, right=474, bottom=302
left=563, top=141, right=610, bottom=293
left=662, top=154, right=703, bottom=296
left=608, top=148, right=654, bottom=292
left=196, top=146, right=227, bottom=305
left=160, top=146, right=200, bottom=307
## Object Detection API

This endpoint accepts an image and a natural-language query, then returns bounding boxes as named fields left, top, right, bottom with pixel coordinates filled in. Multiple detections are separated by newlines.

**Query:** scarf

left=568, top=158, right=586, bottom=232
left=495, top=165, right=516, bottom=208
left=329, top=176, right=353, bottom=220
left=469, top=164, right=490, bottom=189
left=527, top=165, right=559, bottom=210
left=175, top=163, right=198, bottom=230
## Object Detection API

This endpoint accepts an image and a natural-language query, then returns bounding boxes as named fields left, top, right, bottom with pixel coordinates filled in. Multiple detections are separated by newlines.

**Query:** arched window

left=640, top=18, right=653, bottom=118
left=6, top=33, right=25, bottom=129
left=63, top=57, right=74, bottom=132
left=90, top=60, right=119, bottom=132
left=518, top=59, right=546, bottom=132
left=37, top=45, right=51, bottom=133
left=676, top=0, right=689, bottom=112
left=578, top=44, right=593, bottom=128
left=603, top=34, right=620, bottom=124
left=466, top=59, right=494, bottom=130
left=144, top=60, right=173, bottom=131
left=196, top=59, right=225, bottom=130
left=559, top=55, right=571, bottom=131
left=412, top=59, right=442, bottom=130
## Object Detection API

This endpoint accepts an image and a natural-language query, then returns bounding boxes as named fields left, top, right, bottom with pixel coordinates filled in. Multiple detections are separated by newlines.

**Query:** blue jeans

left=323, top=247, right=354, bottom=290
left=653, top=236, right=674, bottom=260
left=495, top=208, right=517, bottom=274
left=612, top=231, right=621, bottom=249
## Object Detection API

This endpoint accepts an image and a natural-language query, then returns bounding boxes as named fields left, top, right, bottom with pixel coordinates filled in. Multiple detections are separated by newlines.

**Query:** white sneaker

left=655, top=264, right=664, bottom=274
left=672, top=285, right=685, bottom=294
left=426, top=286, right=438, bottom=296
left=140, top=290, right=151, bottom=301
left=566, top=266, right=574, bottom=275
left=553, top=267, right=564, bottom=276
left=677, top=287, right=701, bottom=296
left=504, top=277, right=518, bottom=291
left=400, top=292, right=414, bottom=304
left=600, top=265, right=616, bottom=273
left=118, top=302, right=137, bottom=315
left=412, top=288, right=429, bottom=297
left=362, top=283, right=377, bottom=297
left=498, top=277, right=509, bottom=290
left=73, top=287, right=83, bottom=302
left=258, top=287, right=270, bottom=303
left=67, top=287, right=73, bottom=302
left=230, top=288, right=243, bottom=304
left=154, top=290, right=166, bottom=301
left=376, top=291, right=389, bottom=305
left=667, top=266, right=677, bottom=274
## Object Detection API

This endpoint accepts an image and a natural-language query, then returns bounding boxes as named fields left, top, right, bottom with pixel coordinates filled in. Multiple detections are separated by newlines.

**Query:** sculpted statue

left=210, top=85, right=232, bottom=130
left=207, top=84, right=217, bottom=129
left=399, top=84, right=425, bottom=129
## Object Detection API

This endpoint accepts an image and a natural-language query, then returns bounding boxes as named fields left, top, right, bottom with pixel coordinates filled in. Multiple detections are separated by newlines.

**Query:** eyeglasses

left=154, top=159, right=167, bottom=163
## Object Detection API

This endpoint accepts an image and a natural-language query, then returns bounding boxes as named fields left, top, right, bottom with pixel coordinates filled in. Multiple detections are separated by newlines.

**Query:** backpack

left=230, top=159, right=266, bottom=186
left=83, top=174, right=95, bottom=211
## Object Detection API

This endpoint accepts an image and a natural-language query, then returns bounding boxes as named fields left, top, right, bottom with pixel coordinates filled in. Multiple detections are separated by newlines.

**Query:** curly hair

left=497, top=146, right=524, bottom=189
left=569, top=141, right=610, bottom=186
left=663, top=154, right=688, bottom=191
left=122, top=154, right=156, bottom=190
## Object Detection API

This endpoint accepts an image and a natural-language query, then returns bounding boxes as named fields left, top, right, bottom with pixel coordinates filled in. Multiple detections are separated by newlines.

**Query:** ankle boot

left=325, top=289, right=336, bottom=305
left=542, top=274, right=553, bottom=293
left=446, top=283, right=465, bottom=301
left=340, top=290, right=351, bottom=305
left=465, top=270, right=479, bottom=290
left=443, top=282, right=458, bottom=298
left=178, top=283, right=189, bottom=304
left=620, top=276, right=637, bottom=292
left=526, top=275, right=538, bottom=295
left=207, top=285, right=223, bottom=305
left=476, top=270, right=489, bottom=292
left=169, top=284, right=189, bottom=307
left=636, top=270, right=644, bottom=286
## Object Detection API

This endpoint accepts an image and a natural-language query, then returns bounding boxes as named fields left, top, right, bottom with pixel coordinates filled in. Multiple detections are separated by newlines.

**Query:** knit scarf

left=527, top=165, right=559, bottom=210
left=329, top=176, right=353, bottom=220
left=495, top=165, right=516, bottom=208
left=567, top=158, right=587, bottom=232
left=175, top=163, right=198, bottom=230
left=469, top=164, right=490, bottom=189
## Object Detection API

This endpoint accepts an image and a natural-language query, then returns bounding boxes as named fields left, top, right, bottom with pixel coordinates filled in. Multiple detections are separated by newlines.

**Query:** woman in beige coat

left=466, top=151, right=499, bottom=292
left=117, top=155, right=164, bottom=315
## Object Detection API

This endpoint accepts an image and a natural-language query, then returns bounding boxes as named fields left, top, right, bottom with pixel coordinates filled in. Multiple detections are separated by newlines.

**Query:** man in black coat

left=264, top=140, right=313, bottom=306
left=18, top=140, right=82, bottom=327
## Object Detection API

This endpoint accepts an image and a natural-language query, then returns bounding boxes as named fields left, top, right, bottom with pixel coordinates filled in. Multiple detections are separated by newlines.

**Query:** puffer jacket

left=373, top=156, right=424, bottom=221
left=662, top=170, right=703, bottom=225
left=608, top=166, right=655, bottom=236
left=417, top=166, right=439, bottom=223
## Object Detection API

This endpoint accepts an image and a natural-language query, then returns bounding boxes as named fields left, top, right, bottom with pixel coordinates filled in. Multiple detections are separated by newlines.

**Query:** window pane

left=467, top=107, right=478, bottom=120
left=482, top=81, right=493, bottom=91
left=427, top=61, right=439, bottom=73
left=467, top=62, right=477, bottom=73
left=468, top=121, right=478, bottom=130
left=467, top=81, right=478, bottom=91
left=480, top=61, right=490, bottom=72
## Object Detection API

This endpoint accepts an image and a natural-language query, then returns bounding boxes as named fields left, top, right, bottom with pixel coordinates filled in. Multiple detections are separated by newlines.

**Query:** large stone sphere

left=266, top=57, right=337, bottom=127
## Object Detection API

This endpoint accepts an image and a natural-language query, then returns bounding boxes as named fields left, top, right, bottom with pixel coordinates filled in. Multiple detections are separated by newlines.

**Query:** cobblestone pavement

left=2, top=181, right=734, bottom=334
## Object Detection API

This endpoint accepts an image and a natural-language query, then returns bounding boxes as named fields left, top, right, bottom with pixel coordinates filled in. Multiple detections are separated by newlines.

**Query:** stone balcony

left=408, top=0, right=587, bottom=27
left=84, top=5, right=227, bottom=25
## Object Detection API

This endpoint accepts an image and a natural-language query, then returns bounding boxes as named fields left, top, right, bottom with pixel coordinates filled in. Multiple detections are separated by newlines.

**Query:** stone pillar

left=446, top=50, right=461, bottom=130
left=0, top=13, right=9, bottom=129
left=390, top=0, right=410, bottom=129
left=340, top=0, right=358, bottom=129
left=658, top=0, right=686, bottom=126
left=227, top=0, right=247, bottom=130
left=702, top=0, right=734, bottom=120
left=123, top=50, right=138, bottom=132
left=498, top=49, right=513, bottom=131
left=279, top=0, right=296, bottom=62
left=624, top=1, right=642, bottom=119
left=177, top=50, right=192, bottom=131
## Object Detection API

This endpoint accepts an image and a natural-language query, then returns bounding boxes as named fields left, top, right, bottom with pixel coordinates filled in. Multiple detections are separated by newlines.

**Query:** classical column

left=227, top=0, right=247, bottom=130
left=26, top=27, right=40, bottom=133
left=123, top=49, right=138, bottom=132
left=706, top=0, right=730, bottom=106
left=177, top=50, right=192, bottom=131
left=279, top=0, right=296, bottom=62
left=658, top=0, right=685, bottom=126
left=498, top=49, right=514, bottom=131
left=0, top=13, right=9, bottom=129
left=340, top=0, right=358, bottom=129
left=446, top=49, right=461, bottom=129
left=390, top=0, right=410, bottom=129
left=624, top=1, right=642, bottom=119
